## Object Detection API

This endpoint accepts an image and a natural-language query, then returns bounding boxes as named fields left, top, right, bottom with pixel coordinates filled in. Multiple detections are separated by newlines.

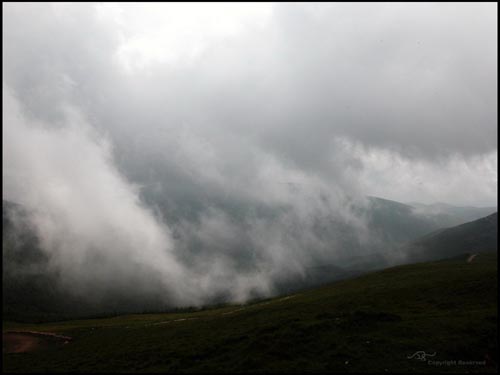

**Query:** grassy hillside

left=405, top=212, right=497, bottom=263
left=3, top=252, right=497, bottom=373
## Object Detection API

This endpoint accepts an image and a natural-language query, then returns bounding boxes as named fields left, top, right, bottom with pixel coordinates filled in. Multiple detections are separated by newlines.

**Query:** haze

left=2, top=3, right=497, bottom=309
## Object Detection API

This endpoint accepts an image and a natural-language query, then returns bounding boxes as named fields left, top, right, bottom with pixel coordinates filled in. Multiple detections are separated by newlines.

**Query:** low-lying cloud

left=2, top=3, right=497, bottom=310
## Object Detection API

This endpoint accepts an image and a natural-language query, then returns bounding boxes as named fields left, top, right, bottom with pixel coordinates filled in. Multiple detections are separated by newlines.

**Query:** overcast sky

left=4, top=2, right=497, bottom=207
left=2, top=3, right=498, bottom=307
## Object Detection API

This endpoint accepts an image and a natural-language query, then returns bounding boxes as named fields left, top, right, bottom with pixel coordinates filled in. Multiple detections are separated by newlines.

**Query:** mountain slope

left=404, top=212, right=497, bottom=263
left=3, top=198, right=497, bottom=321
left=364, top=196, right=438, bottom=244
left=4, top=252, right=497, bottom=373
left=408, top=201, right=497, bottom=227
left=365, top=197, right=496, bottom=245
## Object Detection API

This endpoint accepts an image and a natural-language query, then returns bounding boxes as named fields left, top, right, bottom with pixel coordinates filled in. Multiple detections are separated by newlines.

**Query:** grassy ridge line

left=3, top=294, right=303, bottom=334
left=3, top=252, right=497, bottom=373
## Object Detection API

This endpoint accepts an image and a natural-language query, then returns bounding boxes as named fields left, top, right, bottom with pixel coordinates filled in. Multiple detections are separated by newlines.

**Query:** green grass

left=3, top=252, right=497, bottom=373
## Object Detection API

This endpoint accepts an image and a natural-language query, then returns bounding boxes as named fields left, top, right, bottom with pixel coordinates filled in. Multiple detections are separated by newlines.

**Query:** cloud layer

left=3, top=3, right=497, bottom=309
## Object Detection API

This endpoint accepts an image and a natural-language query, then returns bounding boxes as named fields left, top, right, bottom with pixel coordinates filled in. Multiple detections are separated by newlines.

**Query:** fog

left=2, top=3, right=497, bottom=309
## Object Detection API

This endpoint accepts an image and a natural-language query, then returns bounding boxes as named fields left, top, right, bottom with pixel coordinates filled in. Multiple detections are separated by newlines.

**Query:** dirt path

left=3, top=331, right=72, bottom=354
left=467, top=254, right=478, bottom=263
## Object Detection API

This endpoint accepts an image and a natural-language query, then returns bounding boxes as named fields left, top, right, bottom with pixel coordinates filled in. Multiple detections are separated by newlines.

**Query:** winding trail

left=5, top=292, right=304, bottom=343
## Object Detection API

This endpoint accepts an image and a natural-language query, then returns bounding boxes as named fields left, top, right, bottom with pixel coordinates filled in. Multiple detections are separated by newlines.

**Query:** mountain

left=404, top=212, right=498, bottom=263
left=365, top=196, right=497, bottom=245
left=3, top=198, right=496, bottom=321
left=407, top=201, right=497, bottom=228
left=364, top=196, right=439, bottom=244
left=276, top=200, right=498, bottom=293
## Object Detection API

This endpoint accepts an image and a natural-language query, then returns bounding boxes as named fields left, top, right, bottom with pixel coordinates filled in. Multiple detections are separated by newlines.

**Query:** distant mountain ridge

left=364, top=196, right=496, bottom=245
left=404, top=212, right=498, bottom=263
left=3, top=198, right=497, bottom=321
left=407, top=200, right=497, bottom=227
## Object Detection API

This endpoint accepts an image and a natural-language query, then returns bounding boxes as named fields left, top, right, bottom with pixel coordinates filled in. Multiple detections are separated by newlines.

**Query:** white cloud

left=96, top=3, right=273, bottom=72
left=2, top=3, right=497, bottom=311
left=349, top=140, right=498, bottom=206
